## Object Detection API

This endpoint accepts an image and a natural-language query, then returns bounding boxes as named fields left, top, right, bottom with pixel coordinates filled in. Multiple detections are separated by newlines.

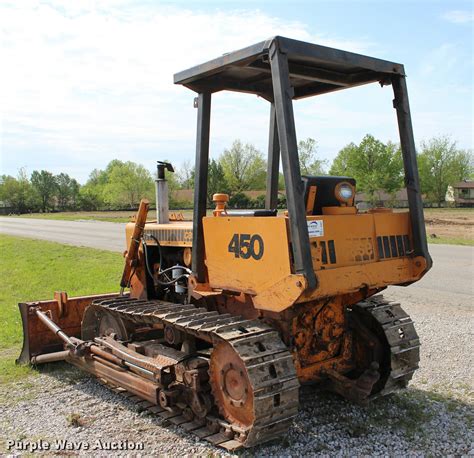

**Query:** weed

left=66, top=413, right=85, bottom=427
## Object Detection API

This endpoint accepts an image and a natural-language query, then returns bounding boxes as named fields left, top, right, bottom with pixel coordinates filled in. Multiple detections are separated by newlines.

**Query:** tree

left=0, top=168, right=38, bottom=213
left=329, top=143, right=355, bottom=176
left=220, top=140, right=266, bottom=194
left=78, top=168, right=108, bottom=210
left=55, top=173, right=80, bottom=210
left=207, top=159, right=229, bottom=206
left=329, top=134, right=404, bottom=204
left=88, top=168, right=109, bottom=187
left=103, top=160, right=154, bottom=209
left=177, top=160, right=195, bottom=189
left=298, top=138, right=326, bottom=175
left=228, top=192, right=251, bottom=209
left=31, top=170, right=57, bottom=212
left=78, top=184, right=104, bottom=211
left=418, top=137, right=473, bottom=205
left=452, top=149, right=473, bottom=182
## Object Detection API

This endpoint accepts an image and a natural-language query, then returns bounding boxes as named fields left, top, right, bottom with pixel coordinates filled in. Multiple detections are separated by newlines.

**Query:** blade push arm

left=120, top=199, right=150, bottom=292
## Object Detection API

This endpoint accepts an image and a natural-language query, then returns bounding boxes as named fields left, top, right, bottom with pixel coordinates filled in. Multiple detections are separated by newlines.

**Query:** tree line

left=1, top=135, right=472, bottom=214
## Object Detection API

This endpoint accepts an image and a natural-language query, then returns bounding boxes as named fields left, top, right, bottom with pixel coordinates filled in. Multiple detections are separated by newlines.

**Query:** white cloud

left=2, top=1, right=470, bottom=184
left=442, top=10, right=474, bottom=24
left=0, top=1, right=377, bottom=180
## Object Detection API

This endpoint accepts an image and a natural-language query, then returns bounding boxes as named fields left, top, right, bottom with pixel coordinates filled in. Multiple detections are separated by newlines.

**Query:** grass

left=66, top=412, right=85, bottom=427
left=426, top=235, right=474, bottom=246
left=6, top=209, right=195, bottom=223
left=423, top=207, right=473, bottom=245
left=423, top=207, right=474, bottom=215
left=0, top=234, right=123, bottom=383
left=7, top=211, right=135, bottom=223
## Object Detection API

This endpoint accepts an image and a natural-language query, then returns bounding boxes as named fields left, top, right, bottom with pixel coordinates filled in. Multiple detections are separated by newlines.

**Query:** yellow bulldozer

left=17, top=36, right=432, bottom=450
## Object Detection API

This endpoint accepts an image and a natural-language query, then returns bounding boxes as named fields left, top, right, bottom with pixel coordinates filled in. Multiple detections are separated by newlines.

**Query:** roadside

left=3, top=209, right=195, bottom=224
left=4, top=210, right=136, bottom=224
left=424, top=208, right=473, bottom=246
left=3, top=208, right=472, bottom=246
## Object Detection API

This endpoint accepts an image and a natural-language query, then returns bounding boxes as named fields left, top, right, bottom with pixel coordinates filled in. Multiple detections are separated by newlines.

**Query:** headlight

left=335, top=182, right=354, bottom=204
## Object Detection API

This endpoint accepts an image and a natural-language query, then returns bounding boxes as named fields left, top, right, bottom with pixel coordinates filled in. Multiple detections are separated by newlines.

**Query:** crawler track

left=89, top=296, right=299, bottom=450
left=351, top=295, right=420, bottom=398
left=84, top=295, right=417, bottom=449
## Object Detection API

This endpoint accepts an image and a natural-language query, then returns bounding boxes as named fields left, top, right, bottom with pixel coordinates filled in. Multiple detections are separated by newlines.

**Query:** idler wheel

left=209, top=341, right=254, bottom=428
left=81, top=304, right=131, bottom=341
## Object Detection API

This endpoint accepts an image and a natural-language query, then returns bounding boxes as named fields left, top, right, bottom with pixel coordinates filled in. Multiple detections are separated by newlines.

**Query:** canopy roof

left=174, top=36, right=405, bottom=100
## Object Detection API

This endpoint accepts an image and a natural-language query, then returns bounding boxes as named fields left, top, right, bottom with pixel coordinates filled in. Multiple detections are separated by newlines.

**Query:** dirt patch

left=424, top=209, right=473, bottom=241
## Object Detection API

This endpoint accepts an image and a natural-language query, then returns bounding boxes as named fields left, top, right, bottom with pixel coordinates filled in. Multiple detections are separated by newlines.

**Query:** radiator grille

left=377, top=234, right=411, bottom=259
left=317, top=240, right=337, bottom=265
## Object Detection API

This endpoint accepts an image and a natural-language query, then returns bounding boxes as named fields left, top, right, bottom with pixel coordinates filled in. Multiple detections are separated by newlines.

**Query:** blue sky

left=1, top=0, right=472, bottom=183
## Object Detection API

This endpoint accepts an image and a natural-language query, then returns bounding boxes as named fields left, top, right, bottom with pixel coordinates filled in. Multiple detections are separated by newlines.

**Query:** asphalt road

left=1, top=216, right=472, bottom=308
left=0, top=217, right=127, bottom=252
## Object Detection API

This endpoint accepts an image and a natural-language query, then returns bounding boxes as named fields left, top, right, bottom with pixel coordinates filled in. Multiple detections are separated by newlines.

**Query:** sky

left=1, top=0, right=473, bottom=183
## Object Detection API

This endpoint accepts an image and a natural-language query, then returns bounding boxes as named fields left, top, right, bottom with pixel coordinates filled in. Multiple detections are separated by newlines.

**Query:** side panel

left=202, top=212, right=426, bottom=312
left=203, top=216, right=292, bottom=294
left=307, top=212, right=412, bottom=269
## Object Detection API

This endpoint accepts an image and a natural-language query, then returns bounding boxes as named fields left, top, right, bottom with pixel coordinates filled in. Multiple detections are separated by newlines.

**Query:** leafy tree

left=56, top=173, right=80, bottom=210
left=31, top=170, right=57, bottom=212
left=329, top=143, right=355, bottom=176
left=220, top=140, right=266, bottom=194
left=103, top=161, right=155, bottom=209
left=298, top=138, right=326, bottom=175
left=452, top=149, right=473, bottom=182
left=177, top=160, right=195, bottom=189
left=78, top=168, right=108, bottom=210
left=0, top=168, right=38, bottom=213
left=277, top=193, right=287, bottom=209
left=78, top=184, right=104, bottom=211
left=418, top=137, right=473, bottom=205
left=229, top=192, right=252, bottom=209
left=253, top=194, right=266, bottom=209
left=207, top=159, right=229, bottom=206
left=88, top=168, right=109, bottom=186
left=329, top=134, right=403, bottom=204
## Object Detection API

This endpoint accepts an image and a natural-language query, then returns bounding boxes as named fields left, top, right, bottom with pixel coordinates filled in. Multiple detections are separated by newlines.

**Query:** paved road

left=0, top=217, right=127, bottom=252
left=1, top=217, right=472, bottom=308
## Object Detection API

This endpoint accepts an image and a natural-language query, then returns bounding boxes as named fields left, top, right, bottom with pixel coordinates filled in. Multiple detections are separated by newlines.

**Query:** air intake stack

left=155, top=161, right=174, bottom=224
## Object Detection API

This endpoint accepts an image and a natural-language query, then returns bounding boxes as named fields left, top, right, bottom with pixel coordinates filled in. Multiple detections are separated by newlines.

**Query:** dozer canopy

left=174, top=36, right=432, bottom=290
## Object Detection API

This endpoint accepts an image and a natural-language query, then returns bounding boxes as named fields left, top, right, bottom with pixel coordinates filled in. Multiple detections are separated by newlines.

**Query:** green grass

left=8, top=211, right=133, bottom=223
left=0, top=234, right=123, bottom=383
left=427, top=236, right=474, bottom=246
left=6, top=209, right=195, bottom=223
left=423, top=207, right=474, bottom=215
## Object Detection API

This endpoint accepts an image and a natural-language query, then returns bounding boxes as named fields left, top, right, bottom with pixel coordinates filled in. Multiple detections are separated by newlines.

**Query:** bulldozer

left=17, top=36, right=432, bottom=450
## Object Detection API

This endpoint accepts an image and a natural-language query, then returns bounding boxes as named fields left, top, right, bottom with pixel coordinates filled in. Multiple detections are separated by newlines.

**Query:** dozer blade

left=17, top=291, right=124, bottom=364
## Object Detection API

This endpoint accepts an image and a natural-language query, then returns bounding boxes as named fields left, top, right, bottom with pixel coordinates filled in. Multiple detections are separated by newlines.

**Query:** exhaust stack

left=155, top=161, right=174, bottom=224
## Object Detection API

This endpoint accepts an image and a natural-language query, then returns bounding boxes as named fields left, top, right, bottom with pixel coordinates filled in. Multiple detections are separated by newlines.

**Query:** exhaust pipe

left=155, top=161, right=174, bottom=224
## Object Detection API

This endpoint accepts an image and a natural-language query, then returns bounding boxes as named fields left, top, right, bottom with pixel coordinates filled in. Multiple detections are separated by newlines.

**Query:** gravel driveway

left=1, top=293, right=472, bottom=456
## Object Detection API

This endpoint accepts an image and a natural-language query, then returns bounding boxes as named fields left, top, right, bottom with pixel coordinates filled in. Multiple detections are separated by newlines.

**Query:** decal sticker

left=307, top=220, right=324, bottom=238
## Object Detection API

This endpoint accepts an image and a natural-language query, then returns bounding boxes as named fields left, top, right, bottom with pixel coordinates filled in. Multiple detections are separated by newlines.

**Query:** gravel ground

left=1, top=295, right=473, bottom=456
